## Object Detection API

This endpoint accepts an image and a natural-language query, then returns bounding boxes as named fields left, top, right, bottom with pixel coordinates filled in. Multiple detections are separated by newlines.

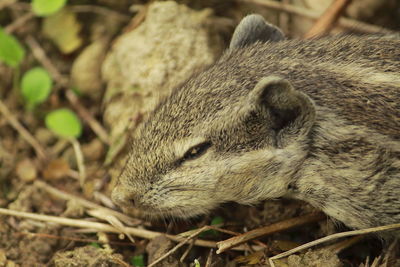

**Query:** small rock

left=34, top=127, right=57, bottom=146
left=5, top=261, right=18, bottom=267
left=102, top=1, right=224, bottom=164
left=71, top=38, right=109, bottom=100
left=16, top=159, right=37, bottom=182
left=287, top=248, right=342, bottom=267
left=51, top=246, right=123, bottom=267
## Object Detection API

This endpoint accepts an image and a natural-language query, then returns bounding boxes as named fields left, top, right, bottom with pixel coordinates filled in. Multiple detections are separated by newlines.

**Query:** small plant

left=45, top=108, right=82, bottom=139
left=31, top=0, right=67, bottom=16
left=130, top=254, right=145, bottom=267
left=200, top=216, right=224, bottom=238
left=89, top=242, right=101, bottom=249
left=21, top=67, right=52, bottom=110
left=0, top=27, right=25, bottom=67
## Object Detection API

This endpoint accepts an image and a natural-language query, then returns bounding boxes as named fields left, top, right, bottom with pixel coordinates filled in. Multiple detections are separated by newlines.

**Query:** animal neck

left=289, top=110, right=400, bottom=228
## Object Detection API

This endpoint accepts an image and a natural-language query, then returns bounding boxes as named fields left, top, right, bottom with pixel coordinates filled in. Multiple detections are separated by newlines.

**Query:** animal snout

left=111, top=186, right=136, bottom=208
left=111, top=185, right=149, bottom=210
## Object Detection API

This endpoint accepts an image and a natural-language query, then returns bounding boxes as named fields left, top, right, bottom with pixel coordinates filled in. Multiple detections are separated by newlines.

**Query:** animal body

left=112, top=15, right=400, bottom=230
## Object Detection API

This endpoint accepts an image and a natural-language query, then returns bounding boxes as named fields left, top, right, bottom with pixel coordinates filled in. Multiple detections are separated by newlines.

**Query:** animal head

left=112, top=15, right=316, bottom=218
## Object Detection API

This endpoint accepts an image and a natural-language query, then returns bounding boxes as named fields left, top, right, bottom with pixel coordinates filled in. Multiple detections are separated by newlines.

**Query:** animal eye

left=181, top=142, right=212, bottom=162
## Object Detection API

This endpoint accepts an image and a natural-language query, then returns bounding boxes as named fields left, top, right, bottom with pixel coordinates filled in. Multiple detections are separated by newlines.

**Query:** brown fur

left=112, top=15, right=400, bottom=230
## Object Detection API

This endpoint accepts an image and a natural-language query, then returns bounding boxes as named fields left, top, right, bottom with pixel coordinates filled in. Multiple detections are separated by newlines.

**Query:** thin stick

left=304, top=0, right=352, bottom=38
left=65, top=90, right=110, bottom=145
left=25, top=35, right=68, bottom=85
left=0, top=208, right=215, bottom=248
left=269, top=223, right=400, bottom=267
left=123, top=3, right=148, bottom=32
left=327, top=235, right=364, bottom=254
left=179, top=239, right=195, bottom=262
left=205, top=249, right=214, bottom=267
left=0, top=207, right=264, bottom=252
left=241, top=0, right=392, bottom=34
left=70, top=138, right=86, bottom=187
left=34, top=180, right=141, bottom=226
left=0, top=99, right=47, bottom=160
left=25, top=35, right=111, bottom=145
left=148, top=226, right=209, bottom=267
left=216, top=212, right=325, bottom=254
left=15, top=231, right=135, bottom=246
left=4, top=12, right=35, bottom=34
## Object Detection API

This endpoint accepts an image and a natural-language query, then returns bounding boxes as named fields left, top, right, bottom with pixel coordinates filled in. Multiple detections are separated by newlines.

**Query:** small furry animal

left=112, top=14, right=400, bottom=230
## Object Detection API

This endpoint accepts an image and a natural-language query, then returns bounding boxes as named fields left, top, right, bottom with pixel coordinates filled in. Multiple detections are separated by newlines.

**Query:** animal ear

left=248, top=76, right=315, bottom=146
left=230, top=14, right=285, bottom=49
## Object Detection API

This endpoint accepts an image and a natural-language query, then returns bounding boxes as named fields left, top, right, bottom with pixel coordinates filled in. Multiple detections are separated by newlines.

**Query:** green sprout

left=0, top=27, right=25, bottom=67
left=31, top=0, right=68, bottom=16
left=45, top=108, right=82, bottom=139
left=200, top=216, right=225, bottom=238
left=130, top=254, right=145, bottom=267
left=21, top=67, right=52, bottom=110
left=89, top=242, right=101, bottom=249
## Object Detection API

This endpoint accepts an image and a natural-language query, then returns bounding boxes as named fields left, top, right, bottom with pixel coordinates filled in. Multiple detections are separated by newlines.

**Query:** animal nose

left=111, top=186, right=136, bottom=208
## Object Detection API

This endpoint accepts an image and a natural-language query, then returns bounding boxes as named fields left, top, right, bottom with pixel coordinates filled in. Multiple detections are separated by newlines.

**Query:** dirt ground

left=1, top=0, right=400, bottom=266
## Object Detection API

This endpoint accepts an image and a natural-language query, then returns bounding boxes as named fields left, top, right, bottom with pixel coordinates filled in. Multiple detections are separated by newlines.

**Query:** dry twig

left=216, top=212, right=325, bottom=254
left=304, top=0, right=352, bottom=38
left=240, top=0, right=393, bottom=34
left=15, top=231, right=135, bottom=246
left=0, top=207, right=221, bottom=249
left=147, top=226, right=210, bottom=267
left=269, top=223, right=400, bottom=267
left=205, top=249, right=214, bottom=267
left=4, top=12, right=35, bottom=34
left=0, top=99, right=48, bottom=160
left=179, top=239, right=195, bottom=263
left=327, top=235, right=364, bottom=254
left=34, top=180, right=141, bottom=226
left=123, top=3, right=149, bottom=32
left=70, top=138, right=86, bottom=186
left=25, top=35, right=68, bottom=85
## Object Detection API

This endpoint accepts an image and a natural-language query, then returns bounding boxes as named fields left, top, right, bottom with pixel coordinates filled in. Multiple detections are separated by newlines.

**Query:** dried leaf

left=43, top=158, right=70, bottom=180
left=42, top=8, right=82, bottom=54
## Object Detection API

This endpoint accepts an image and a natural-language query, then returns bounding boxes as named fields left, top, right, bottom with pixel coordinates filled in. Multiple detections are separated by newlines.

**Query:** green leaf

left=45, top=108, right=82, bottom=138
left=89, top=242, right=101, bottom=249
left=42, top=8, right=82, bottom=54
left=194, top=259, right=201, bottom=267
left=32, top=0, right=67, bottom=16
left=130, top=254, right=145, bottom=267
left=0, top=27, right=25, bottom=67
left=211, top=216, right=224, bottom=226
left=199, top=216, right=224, bottom=238
left=21, top=67, right=52, bottom=108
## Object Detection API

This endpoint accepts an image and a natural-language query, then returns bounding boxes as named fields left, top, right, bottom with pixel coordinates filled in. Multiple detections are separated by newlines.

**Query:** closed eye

left=179, top=141, right=212, bottom=164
